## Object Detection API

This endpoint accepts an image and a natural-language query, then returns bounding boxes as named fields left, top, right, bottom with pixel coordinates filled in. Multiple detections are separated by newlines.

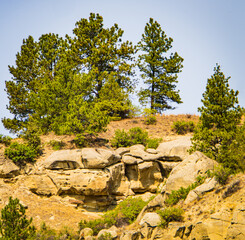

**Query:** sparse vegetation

left=212, top=166, right=232, bottom=185
left=146, top=138, right=162, bottom=149
left=142, top=108, right=157, bottom=125
left=79, top=197, right=147, bottom=235
left=172, top=120, right=195, bottom=134
left=48, top=140, right=66, bottom=150
left=4, top=142, right=38, bottom=165
left=157, top=207, right=184, bottom=228
left=111, top=127, right=161, bottom=149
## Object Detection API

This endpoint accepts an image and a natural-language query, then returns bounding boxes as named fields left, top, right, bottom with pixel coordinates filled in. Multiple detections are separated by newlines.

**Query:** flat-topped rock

left=44, top=150, right=83, bottom=170
left=157, top=136, right=192, bottom=160
left=81, top=148, right=120, bottom=169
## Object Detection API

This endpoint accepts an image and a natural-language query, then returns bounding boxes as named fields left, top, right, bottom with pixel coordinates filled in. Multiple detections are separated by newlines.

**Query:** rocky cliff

left=0, top=136, right=244, bottom=239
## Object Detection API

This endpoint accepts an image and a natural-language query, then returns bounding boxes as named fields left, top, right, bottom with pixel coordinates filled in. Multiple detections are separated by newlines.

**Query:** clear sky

left=1, top=0, right=244, bottom=136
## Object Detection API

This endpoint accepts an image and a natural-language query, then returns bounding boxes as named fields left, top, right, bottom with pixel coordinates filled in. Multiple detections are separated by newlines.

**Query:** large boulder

left=0, top=157, right=19, bottom=178
left=165, top=151, right=217, bottom=193
left=18, top=175, right=57, bottom=196
left=125, top=161, right=163, bottom=193
left=81, top=148, right=120, bottom=169
left=44, top=150, right=83, bottom=170
left=139, top=212, right=161, bottom=227
left=48, top=169, right=111, bottom=196
left=157, top=136, right=192, bottom=161
left=106, top=163, right=133, bottom=196
left=184, top=178, right=218, bottom=204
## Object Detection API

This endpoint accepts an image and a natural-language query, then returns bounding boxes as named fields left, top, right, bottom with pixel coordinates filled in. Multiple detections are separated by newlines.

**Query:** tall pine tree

left=190, top=64, right=243, bottom=163
left=137, top=18, right=183, bottom=113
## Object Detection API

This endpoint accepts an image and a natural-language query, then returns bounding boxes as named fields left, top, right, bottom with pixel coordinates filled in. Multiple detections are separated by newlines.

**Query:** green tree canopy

left=2, top=13, right=136, bottom=137
left=137, top=18, right=183, bottom=113
left=190, top=64, right=243, bottom=166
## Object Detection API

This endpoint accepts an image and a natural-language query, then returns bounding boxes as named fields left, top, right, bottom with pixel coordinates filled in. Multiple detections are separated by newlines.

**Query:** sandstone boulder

left=157, top=136, right=192, bottom=161
left=125, top=161, right=163, bottom=193
left=79, top=227, right=93, bottom=240
left=165, top=151, right=217, bottom=193
left=97, top=225, right=118, bottom=239
left=81, top=148, right=120, bottom=169
left=48, top=169, right=111, bottom=196
left=128, top=145, right=163, bottom=161
left=44, top=150, right=83, bottom=170
left=120, top=230, right=141, bottom=240
left=19, top=175, right=57, bottom=196
left=139, top=212, right=161, bottom=227
left=106, top=163, right=132, bottom=196
left=184, top=178, right=218, bottom=204
left=0, top=158, right=19, bottom=178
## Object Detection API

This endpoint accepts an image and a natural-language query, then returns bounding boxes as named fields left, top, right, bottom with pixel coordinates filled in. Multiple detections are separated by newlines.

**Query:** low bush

left=146, top=138, right=162, bottom=149
left=4, top=142, right=38, bottom=165
left=111, top=127, right=161, bottom=149
left=48, top=140, right=66, bottom=150
left=213, top=166, right=231, bottom=185
left=98, top=232, right=113, bottom=240
left=128, top=127, right=148, bottom=146
left=79, top=197, right=147, bottom=235
left=157, top=207, right=184, bottom=228
left=73, top=134, right=86, bottom=148
left=0, top=134, right=12, bottom=146
left=111, top=129, right=131, bottom=148
left=172, top=121, right=195, bottom=135
left=36, top=222, right=79, bottom=239
left=142, top=108, right=157, bottom=125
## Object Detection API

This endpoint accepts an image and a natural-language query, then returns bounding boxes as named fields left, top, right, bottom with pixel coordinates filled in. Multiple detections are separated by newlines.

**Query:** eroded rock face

left=44, top=150, right=83, bottom=170
left=81, top=148, right=120, bottom=169
left=0, top=154, right=19, bottom=178
left=165, top=151, right=217, bottom=193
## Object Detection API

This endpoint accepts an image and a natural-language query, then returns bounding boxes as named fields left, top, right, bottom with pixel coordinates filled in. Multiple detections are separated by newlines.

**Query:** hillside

left=0, top=114, right=244, bottom=240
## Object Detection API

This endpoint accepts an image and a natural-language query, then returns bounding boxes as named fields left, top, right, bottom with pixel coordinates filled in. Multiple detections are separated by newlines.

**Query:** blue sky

left=1, top=0, right=244, bottom=136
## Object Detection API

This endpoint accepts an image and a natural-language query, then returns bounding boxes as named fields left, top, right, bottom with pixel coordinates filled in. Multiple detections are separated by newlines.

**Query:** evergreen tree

left=0, top=197, right=35, bottom=240
left=137, top=18, right=183, bottom=113
left=70, top=13, right=136, bottom=98
left=3, top=36, right=39, bottom=133
left=2, top=13, right=135, bottom=136
left=190, top=64, right=243, bottom=163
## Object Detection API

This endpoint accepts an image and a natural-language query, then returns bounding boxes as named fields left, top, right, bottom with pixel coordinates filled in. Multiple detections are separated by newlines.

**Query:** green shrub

left=157, top=207, right=184, bottom=228
left=111, top=129, right=131, bottom=148
left=4, top=142, right=37, bottom=164
left=142, top=108, right=157, bottom=125
left=172, top=121, right=195, bottom=135
left=98, top=232, right=113, bottom=240
left=146, top=138, right=162, bottom=149
left=48, top=140, right=65, bottom=150
left=128, top=127, right=148, bottom=146
left=0, top=134, right=12, bottom=146
left=111, top=127, right=160, bottom=149
left=79, top=197, right=147, bottom=235
left=73, top=134, right=86, bottom=148
left=213, top=166, right=231, bottom=185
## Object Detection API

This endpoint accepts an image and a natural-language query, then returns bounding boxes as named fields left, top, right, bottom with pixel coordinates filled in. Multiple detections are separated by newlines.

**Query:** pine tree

left=70, top=13, right=136, bottom=98
left=190, top=64, right=243, bottom=163
left=0, top=197, right=35, bottom=240
left=137, top=18, right=183, bottom=113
